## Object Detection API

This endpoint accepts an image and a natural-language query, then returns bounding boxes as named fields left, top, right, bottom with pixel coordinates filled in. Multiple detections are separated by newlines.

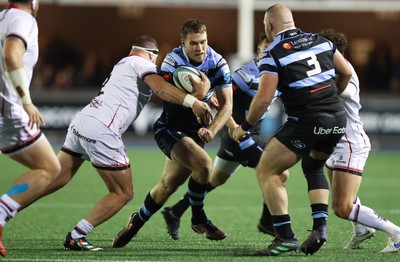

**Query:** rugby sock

left=172, top=183, right=215, bottom=218
left=272, top=214, right=294, bottom=239
left=71, top=219, right=93, bottom=239
left=0, top=194, right=21, bottom=227
left=311, top=203, right=328, bottom=230
left=349, top=203, right=400, bottom=236
left=187, top=177, right=207, bottom=225
left=138, top=192, right=162, bottom=223
left=351, top=196, right=368, bottom=235
left=171, top=193, right=190, bottom=218
left=259, top=202, right=273, bottom=227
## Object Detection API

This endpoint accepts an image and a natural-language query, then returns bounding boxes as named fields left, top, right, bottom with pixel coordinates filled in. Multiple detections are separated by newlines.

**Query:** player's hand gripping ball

left=173, top=66, right=201, bottom=94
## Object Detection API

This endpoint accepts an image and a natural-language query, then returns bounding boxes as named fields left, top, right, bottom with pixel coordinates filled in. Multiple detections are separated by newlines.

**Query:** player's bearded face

left=182, top=32, right=208, bottom=64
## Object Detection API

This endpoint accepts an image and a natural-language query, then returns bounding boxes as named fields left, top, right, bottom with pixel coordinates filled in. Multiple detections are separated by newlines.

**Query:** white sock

left=71, top=219, right=94, bottom=239
left=350, top=197, right=367, bottom=235
left=0, top=194, right=21, bottom=227
left=349, top=202, right=400, bottom=236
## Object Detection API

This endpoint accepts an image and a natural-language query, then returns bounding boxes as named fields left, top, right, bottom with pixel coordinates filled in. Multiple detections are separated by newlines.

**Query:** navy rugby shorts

left=275, top=111, right=346, bottom=156
left=153, top=120, right=204, bottom=160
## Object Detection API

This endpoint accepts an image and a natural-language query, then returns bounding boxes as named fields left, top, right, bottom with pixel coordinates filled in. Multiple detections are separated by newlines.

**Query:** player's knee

left=302, top=156, right=329, bottom=191
left=332, top=200, right=353, bottom=219
left=280, top=170, right=290, bottom=183
left=35, top=161, right=61, bottom=187
left=124, top=190, right=134, bottom=204
left=255, top=163, right=267, bottom=181
left=200, top=162, right=213, bottom=176
left=48, top=160, right=62, bottom=178
left=192, top=163, right=212, bottom=183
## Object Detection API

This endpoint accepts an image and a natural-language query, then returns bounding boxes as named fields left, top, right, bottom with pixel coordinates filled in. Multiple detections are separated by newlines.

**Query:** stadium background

left=1, top=2, right=400, bottom=261
left=3, top=0, right=400, bottom=150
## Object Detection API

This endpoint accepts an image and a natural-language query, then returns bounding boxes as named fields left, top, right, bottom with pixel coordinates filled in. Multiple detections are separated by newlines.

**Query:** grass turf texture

left=1, top=148, right=399, bottom=261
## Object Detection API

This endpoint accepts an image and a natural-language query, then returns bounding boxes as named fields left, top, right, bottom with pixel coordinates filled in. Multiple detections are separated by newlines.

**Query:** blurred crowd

left=32, top=36, right=400, bottom=93
left=32, top=36, right=112, bottom=90
left=364, top=40, right=400, bottom=93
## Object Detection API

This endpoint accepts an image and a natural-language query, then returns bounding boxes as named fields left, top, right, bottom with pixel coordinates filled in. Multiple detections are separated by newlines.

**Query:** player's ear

left=268, top=23, right=273, bottom=32
left=181, top=39, right=185, bottom=47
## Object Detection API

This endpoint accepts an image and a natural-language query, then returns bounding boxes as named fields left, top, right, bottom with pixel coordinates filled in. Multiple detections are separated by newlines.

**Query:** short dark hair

left=319, top=29, right=348, bottom=55
left=132, top=35, right=158, bottom=49
left=181, top=19, right=207, bottom=39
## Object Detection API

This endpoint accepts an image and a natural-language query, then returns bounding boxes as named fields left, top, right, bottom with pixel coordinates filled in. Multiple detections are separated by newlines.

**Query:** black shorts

left=275, top=111, right=346, bottom=156
left=153, top=119, right=204, bottom=159
left=216, top=127, right=265, bottom=168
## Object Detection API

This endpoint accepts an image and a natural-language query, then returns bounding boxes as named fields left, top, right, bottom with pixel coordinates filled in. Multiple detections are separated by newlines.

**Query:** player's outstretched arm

left=145, top=74, right=213, bottom=125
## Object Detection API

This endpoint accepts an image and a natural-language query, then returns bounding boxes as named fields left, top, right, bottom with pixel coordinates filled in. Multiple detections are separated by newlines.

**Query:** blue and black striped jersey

left=259, top=28, right=344, bottom=117
left=159, top=45, right=231, bottom=130
left=232, top=60, right=280, bottom=132
left=231, top=60, right=260, bottom=126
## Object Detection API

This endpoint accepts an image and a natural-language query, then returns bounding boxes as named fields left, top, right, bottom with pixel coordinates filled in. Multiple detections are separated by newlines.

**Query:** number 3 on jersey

left=299, top=52, right=321, bottom=77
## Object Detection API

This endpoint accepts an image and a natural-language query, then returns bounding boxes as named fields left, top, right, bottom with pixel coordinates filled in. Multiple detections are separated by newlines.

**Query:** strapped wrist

left=183, top=94, right=197, bottom=108
left=241, top=119, right=253, bottom=131
left=6, top=68, right=32, bottom=104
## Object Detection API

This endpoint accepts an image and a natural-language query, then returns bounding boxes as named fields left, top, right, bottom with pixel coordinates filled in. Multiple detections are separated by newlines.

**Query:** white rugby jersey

left=0, top=8, right=38, bottom=118
left=335, top=62, right=371, bottom=153
left=79, top=55, right=158, bottom=136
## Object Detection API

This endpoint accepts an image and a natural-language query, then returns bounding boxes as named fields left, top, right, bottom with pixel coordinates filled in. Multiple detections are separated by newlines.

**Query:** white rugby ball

left=173, top=66, right=201, bottom=94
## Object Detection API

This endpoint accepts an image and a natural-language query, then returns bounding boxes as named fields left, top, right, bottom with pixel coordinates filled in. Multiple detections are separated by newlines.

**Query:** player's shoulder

left=162, top=47, right=185, bottom=69
left=118, top=55, right=157, bottom=75
left=7, top=8, right=36, bottom=23
left=234, top=61, right=258, bottom=82
left=206, top=46, right=226, bottom=63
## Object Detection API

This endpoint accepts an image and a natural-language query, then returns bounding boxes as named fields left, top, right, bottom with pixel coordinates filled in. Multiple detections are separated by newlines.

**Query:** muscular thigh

left=258, top=137, right=300, bottom=174
left=159, top=157, right=192, bottom=189
left=11, top=135, right=59, bottom=170
left=172, top=137, right=212, bottom=172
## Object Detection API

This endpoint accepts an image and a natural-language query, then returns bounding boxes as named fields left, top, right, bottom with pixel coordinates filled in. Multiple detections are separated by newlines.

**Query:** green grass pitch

left=1, top=147, right=399, bottom=261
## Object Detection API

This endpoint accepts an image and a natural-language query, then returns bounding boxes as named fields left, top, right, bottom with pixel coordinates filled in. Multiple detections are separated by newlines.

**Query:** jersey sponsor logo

left=337, top=155, right=347, bottom=165
left=290, top=36, right=314, bottom=49
left=283, top=43, right=292, bottom=50
left=236, top=69, right=252, bottom=83
left=291, top=139, right=305, bottom=149
left=313, top=126, right=345, bottom=135
left=223, top=72, right=232, bottom=83
left=164, top=56, right=175, bottom=67
left=90, top=97, right=103, bottom=109
left=72, top=128, right=97, bottom=144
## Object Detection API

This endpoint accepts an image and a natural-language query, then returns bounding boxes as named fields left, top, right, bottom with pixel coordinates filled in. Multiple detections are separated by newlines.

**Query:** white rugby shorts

left=325, top=149, right=369, bottom=176
left=62, top=114, right=130, bottom=170
left=0, top=116, right=42, bottom=156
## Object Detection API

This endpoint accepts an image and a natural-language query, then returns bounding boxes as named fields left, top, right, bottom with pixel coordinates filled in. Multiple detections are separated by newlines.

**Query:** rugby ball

left=173, top=66, right=201, bottom=94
